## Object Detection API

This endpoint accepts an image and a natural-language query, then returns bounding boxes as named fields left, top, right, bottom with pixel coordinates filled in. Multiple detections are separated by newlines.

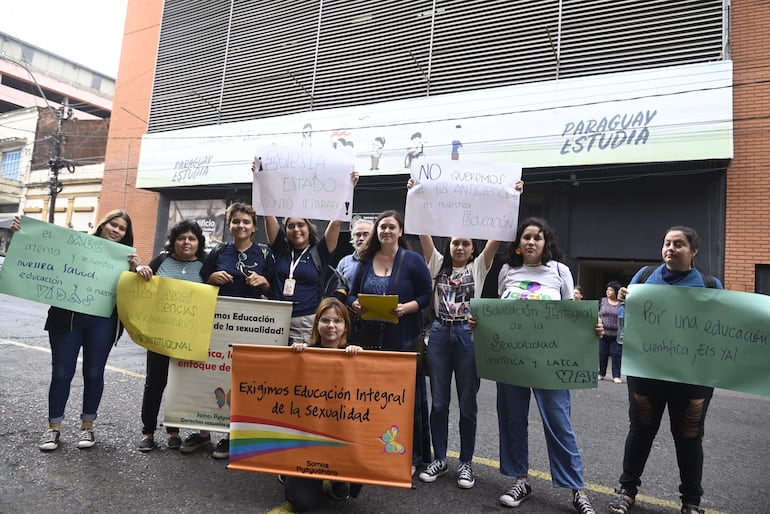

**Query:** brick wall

left=99, top=0, right=163, bottom=262
left=727, top=0, right=770, bottom=291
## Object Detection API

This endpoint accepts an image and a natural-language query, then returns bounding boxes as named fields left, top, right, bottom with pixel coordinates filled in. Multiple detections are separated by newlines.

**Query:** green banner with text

left=623, top=284, right=770, bottom=397
left=470, top=298, right=599, bottom=389
left=0, top=216, right=134, bottom=317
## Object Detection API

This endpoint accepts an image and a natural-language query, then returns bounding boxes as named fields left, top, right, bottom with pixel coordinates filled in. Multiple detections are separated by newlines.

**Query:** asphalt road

left=0, top=294, right=767, bottom=513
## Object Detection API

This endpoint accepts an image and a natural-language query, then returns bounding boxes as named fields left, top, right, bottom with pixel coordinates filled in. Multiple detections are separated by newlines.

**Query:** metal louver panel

left=147, top=0, right=726, bottom=134
left=148, top=0, right=230, bottom=132
left=559, top=0, right=724, bottom=76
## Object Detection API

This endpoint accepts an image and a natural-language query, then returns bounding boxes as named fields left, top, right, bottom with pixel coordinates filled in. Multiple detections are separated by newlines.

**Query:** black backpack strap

left=699, top=271, right=718, bottom=289
left=148, top=252, right=169, bottom=274
left=637, top=265, right=655, bottom=284
left=309, top=245, right=324, bottom=297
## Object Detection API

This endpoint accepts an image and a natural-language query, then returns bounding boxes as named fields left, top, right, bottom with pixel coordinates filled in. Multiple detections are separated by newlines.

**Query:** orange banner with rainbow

left=228, top=345, right=415, bottom=488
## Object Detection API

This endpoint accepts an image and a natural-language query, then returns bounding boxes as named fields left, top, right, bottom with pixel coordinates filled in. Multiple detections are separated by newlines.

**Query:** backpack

left=309, top=246, right=349, bottom=302
left=636, top=265, right=718, bottom=289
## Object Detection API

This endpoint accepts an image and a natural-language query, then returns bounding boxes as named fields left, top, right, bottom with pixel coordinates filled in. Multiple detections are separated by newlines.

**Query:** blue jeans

left=497, top=383, right=585, bottom=489
left=426, top=320, right=480, bottom=463
left=47, top=312, right=116, bottom=424
left=599, top=335, right=622, bottom=378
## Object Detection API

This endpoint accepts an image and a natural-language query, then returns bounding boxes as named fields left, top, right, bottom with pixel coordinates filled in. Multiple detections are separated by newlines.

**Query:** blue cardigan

left=348, top=247, right=432, bottom=349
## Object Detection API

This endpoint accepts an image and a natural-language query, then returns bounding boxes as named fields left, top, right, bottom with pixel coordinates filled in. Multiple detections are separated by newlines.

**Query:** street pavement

left=0, top=294, right=766, bottom=513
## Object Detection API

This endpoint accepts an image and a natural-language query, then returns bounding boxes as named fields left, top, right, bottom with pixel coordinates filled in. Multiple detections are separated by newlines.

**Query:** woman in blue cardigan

left=348, top=210, right=433, bottom=472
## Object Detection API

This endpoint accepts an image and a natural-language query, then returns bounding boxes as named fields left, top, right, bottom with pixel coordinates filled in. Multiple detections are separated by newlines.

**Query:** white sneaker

left=77, top=429, right=96, bottom=449
left=38, top=428, right=60, bottom=451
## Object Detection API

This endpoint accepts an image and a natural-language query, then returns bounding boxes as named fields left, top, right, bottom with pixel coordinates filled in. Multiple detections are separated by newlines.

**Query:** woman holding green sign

left=484, top=216, right=602, bottom=514
left=609, top=226, right=722, bottom=514
left=25, top=210, right=140, bottom=452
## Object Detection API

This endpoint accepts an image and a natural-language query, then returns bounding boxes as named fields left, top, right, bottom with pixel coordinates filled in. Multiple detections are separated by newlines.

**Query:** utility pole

left=47, top=98, right=75, bottom=223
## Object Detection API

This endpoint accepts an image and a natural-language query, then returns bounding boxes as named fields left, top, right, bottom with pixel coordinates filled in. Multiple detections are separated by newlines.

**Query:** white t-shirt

left=428, top=247, right=491, bottom=319
left=497, top=260, right=573, bottom=301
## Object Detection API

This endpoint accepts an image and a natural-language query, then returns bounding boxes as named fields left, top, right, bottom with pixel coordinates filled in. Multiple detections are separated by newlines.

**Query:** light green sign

left=623, top=284, right=770, bottom=397
left=470, top=298, right=599, bottom=390
left=0, top=216, right=135, bottom=317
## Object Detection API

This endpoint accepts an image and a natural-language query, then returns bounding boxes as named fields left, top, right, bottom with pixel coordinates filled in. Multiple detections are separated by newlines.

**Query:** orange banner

left=228, top=345, right=415, bottom=488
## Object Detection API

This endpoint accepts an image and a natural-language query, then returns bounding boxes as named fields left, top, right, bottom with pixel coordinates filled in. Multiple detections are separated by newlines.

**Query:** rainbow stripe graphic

left=229, top=416, right=353, bottom=462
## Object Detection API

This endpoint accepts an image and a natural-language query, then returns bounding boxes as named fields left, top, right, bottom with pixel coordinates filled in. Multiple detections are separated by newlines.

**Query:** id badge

left=283, top=278, right=296, bottom=296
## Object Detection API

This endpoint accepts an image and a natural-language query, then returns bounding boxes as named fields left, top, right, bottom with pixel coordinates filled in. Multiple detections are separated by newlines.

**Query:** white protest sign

left=252, top=144, right=356, bottom=221
left=404, top=158, right=522, bottom=240
left=164, top=296, right=292, bottom=432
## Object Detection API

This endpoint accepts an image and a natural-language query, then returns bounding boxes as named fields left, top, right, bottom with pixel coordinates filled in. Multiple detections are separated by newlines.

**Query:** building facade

left=0, top=33, right=115, bottom=243
left=102, top=0, right=770, bottom=295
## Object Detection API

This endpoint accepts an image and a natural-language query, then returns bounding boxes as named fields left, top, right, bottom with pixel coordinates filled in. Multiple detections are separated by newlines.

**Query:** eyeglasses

left=318, top=317, right=345, bottom=326
left=353, top=232, right=370, bottom=239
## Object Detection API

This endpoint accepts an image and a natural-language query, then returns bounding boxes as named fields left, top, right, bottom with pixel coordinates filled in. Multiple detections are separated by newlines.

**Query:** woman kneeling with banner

left=283, top=297, right=363, bottom=511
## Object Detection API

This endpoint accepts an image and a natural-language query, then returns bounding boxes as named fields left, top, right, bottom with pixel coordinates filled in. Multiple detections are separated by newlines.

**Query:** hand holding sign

left=252, top=145, right=356, bottom=221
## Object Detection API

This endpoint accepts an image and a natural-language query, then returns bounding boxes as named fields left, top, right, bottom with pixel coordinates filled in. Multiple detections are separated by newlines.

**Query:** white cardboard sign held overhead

left=405, top=158, right=522, bottom=241
left=252, top=145, right=356, bottom=221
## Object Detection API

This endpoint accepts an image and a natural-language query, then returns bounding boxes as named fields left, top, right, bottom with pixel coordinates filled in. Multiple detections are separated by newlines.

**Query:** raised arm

left=264, top=216, right=280, bottom=246
left=324, top=220, right=341, bottom=253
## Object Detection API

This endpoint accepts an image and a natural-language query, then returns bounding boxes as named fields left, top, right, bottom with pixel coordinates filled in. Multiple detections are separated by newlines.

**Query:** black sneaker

left=500, top=479, right=532, bottom=507
left=138, top=437, right=156, bottom=452
left=38, top=428, right=60, bottom=452
left=572, top=491, right=596, bottom=514
left=77, top=429, right=96, bottom=449
left=212, top=438, right=229, bottom=459
left=418, top=460, right=448, bottom=483
left=179, top=433, right=211, bottom=453
left=457, top=462, right=476, bottom=489
left=167, top=434, right=182, bottom=450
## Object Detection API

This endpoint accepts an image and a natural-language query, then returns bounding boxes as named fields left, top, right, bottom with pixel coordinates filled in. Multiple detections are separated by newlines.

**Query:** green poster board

left=623, top=284, right=770, bottom=397
left=0, top=216, right=135, bottom=317
left=470, top=298, right=599, bottom=390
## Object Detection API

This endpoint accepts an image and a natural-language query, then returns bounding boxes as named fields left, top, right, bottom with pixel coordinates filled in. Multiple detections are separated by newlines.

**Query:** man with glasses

left=336, top=218, right=374, bottom=283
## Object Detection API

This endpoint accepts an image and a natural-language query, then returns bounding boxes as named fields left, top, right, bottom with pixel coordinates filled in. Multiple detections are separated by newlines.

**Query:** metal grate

left=147, top=0, right=726, bottom=133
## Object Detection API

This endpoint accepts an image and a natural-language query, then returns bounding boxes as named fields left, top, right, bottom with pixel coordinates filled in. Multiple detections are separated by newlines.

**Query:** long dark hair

left=93, top=209, right=134, bottom=246
left=436, top=237, right=479, bottom=278
left=502, top=216, right=563, bottom=267
left=282, top=217, right=319, bottom=248
left=358, top=210, right=410, bottom=262
left=164, top=220, right=206, bottom=261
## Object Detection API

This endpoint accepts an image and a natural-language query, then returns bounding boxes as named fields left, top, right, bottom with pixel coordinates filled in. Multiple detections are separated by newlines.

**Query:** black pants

left=140, top=350, right=177, bottom=435
left=618, top=376, right=713, bottom=506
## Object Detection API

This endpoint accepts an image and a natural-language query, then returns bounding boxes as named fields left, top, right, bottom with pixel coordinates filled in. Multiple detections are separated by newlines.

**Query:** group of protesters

left=16, top=168, right=721, bottom=514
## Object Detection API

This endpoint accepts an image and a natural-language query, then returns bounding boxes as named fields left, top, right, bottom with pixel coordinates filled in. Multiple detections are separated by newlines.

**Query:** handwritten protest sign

left=404, top=158, right=522, bottom=240
left=164, top=297, right=292, bottom=431
left=252, top=144, right=356, bottom=221
left=116, top=272, right=219, bottom=362
left=470, top=298, right=599, bottom=389
left=623, top=284, right=770, bottom=397
left=228, top=345, right=415, bottom=488
left=0, top=216, right=134, bottom=317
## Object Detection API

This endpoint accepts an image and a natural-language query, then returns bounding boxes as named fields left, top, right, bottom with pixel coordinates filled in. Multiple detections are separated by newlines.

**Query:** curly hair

left=164, top=220, right=206, bottom=261
left=502, top=216, right=564, bottom=267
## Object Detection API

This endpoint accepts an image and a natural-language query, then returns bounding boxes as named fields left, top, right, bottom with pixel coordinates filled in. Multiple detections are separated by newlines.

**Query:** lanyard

left=288, top=247, right=309, bottom=280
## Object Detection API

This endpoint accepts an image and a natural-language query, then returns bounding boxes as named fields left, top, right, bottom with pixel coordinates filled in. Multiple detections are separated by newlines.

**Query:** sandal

left=681, top=505, right=704, bottom=514
left=608, top=488, right=635, bottom=514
